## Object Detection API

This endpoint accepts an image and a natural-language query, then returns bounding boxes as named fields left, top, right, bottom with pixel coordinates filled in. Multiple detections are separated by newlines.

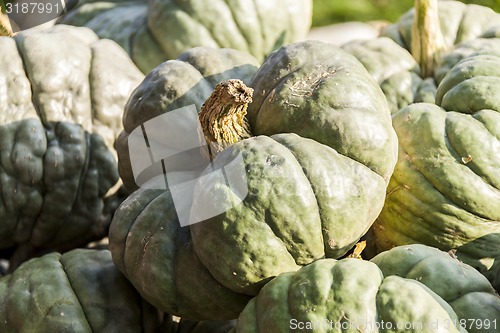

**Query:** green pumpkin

left=109, top=41, right=398, bottom=320
left=372, top=69, right=500, bottom=290
left=231, top=244, right=500, bottom=333
left=0, top=249, right=162, bottom=333
left=0, top=24, right=144, bottom=267
left=58, top=0, right=312, bottom=73
left=343, top=0, right=500, bottom=290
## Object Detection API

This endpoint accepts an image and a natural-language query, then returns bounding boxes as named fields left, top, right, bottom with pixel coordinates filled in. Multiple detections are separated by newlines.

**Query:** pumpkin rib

left=268, top=136, right=325, bottom=258
left=123, top=191, right=167, bottom=280
left=442, top=116, right=500, bottom=220
left=262, top=135, right=324, bottom=266
left=217, top=0, right=251, bottom=52
left=271, top=133, right=384, bottom=258
left=7, top=39, right=42, bottom=122
left=445, top=113, right=500, bottom=192
left=474, top=110, right=500, bottom=141
left=384, top=179, right=495, bottom=246
left=395, top=107, right=499, bottom=221
left=121, top=190, right=183, bottom=312
left=450, top=3, right=467, bottom=48
left=380, top=179, right=496, bottom=257
left=129, top=17, right=167, bottom=72
left=220, top=0, right=256, bottom=58
left=150, top=0, right=221, bottom=55
left=251, top=0, right=268, bottom=62
left=382, top=189, right=466, bottom=247
left=386, top=144, right=477, bottom=239
left=57, top=254, right=94, bottom=333
left=0, top=41, right=45, bottom=245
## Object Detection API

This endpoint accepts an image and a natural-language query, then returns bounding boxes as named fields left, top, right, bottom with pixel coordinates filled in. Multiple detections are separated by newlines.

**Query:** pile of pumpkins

left=0, top=0, right=498, bottom=332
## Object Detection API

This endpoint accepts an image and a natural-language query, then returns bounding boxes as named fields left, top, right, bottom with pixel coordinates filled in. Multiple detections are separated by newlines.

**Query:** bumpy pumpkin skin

left=109, top=41, right=398, bottom=319
left=343, top=1, right=500, bottom=290
left=369, top=33, right=500, bottom=290
left=58, top=0, right=312, bottom=73
left=232, top=244, right=500, bottom=333
left=0, top=25, right=144, bottom=264
left=0, top=249, right=162, bottom=333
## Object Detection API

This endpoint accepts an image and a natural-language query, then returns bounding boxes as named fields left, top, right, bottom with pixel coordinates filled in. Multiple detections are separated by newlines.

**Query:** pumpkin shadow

left=0, top=118, right=122, bottom=270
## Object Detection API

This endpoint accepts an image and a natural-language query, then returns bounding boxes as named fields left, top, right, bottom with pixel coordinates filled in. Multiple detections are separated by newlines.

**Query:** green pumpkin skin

left=371, top=47, right=500, bottom=288
left=232, top=244, right=500, bottom=333
left=0, top=249, right=162, bottom=333
left=343, top=1, right=500, bottom=290
left=0, top=25, right=144, bottom=263
left=109, top=41, right=398, bottom=320
left=58, top=0, right=313, bottom=73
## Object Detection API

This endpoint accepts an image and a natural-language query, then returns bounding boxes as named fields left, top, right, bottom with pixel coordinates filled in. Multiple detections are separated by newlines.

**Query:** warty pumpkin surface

left=0, top=24, right=144, bottom=266
left=343, top=0, right=500, bottom=291
left=58, top=0, right=313, bottom=73
left=0, top=249, right=162, bottom=333
left=109, top=41, right=398, bottom=320
left=230, top=244, right=500, bottom=333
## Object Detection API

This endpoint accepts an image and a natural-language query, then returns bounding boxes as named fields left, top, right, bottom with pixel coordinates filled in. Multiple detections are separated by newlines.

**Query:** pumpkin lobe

left=199, top=79, right=253, bottom=158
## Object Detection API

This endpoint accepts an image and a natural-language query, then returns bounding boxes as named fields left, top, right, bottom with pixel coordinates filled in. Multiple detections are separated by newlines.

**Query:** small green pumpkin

left=58, top=0, right=313, bottom=73
left=109, top=41, right=398, bottom=320
left=0, top=249, right=162, bottom=333
left=231, top=244, right=500, bottom=333
left=0, top=22, right=144, bottom=267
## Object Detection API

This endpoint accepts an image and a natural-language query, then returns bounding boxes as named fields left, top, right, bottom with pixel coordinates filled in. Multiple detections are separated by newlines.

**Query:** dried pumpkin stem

left=411, top=0, right=447, bottom=78
left=0, top=3, right=13, bottom=37
left=199, top=79, right=253, bottom=159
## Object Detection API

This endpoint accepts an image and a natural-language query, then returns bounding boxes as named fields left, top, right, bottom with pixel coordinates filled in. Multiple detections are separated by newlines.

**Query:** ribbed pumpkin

left=0, top=21, right=144, bottom=267
left=57, top=0, right=313, bottom=73
left=231, top=244, right=500, bottom=333
left=0, top=249, right=163, bottom=333
left=343, top=0, right=500, bottom=291
left=109, top=41, right=398, bottom=320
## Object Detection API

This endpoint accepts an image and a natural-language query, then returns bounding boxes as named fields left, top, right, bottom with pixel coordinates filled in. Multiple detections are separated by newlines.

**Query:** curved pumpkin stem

left=411, top=0, right=447, bottom=78
left=0, top=4, right=14, bottom=37
left=199, top=79, right=253, bottom=159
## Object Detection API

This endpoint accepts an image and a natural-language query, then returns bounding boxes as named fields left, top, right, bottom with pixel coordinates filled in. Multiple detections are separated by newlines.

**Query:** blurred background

left=311, top=0, right=500, bottom=27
